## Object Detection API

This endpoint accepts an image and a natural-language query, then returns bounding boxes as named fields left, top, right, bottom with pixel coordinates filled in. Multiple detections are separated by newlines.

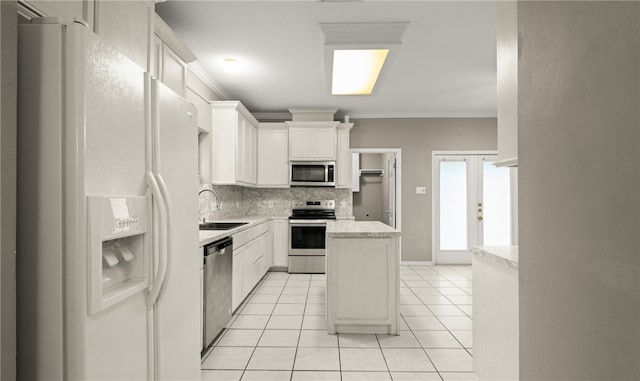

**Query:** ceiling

left=156, top=1, right=497, bottom=120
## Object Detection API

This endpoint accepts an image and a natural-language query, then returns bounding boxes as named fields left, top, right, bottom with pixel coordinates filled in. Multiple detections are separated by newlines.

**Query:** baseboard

left=269, top=266, right=288, bottom=272
left=401, top=261, right=433, bottom=266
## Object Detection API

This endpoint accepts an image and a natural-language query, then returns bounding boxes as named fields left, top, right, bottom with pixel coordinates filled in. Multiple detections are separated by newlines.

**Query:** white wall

left=518, top=2, right=640, bottom=379
left=0, top=1, right=17, bottom=379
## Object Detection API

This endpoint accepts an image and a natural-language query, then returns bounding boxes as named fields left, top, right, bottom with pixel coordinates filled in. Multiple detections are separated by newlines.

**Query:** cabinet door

left=236, top=114, right=247, bottom=183
left=95, top=1, right=151, bottom=70
left=252, top=235, right=264, bottom=287
left=262, top=230, right=273, bottom=276
left=258, top=126, right=289, bottom=187
left=186, top=88, right=212, bottom=184
left=241, top=242, right=254, bottom=300
left=272, top=220, right=289, bottom=267
left=246, top=123, right=257, bottom=184
left=336, top=126, right=351, bottom=188
left=289, top=128, right=314, bottom=159
left=161, top=45, right=186, bottom=97
left=232, top=246, right=244, bottom=312
left=199, top=262, right=204, bottom=349
left=152, top=35, right=163, bottom=82
left=313, top=128, right=336, bottom=159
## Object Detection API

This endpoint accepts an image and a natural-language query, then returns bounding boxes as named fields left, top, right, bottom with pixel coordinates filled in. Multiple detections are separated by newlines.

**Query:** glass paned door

left=439, top=160, right=469, bottom=250
left=434, top=154, right=513, bottom=264
left=480, top=157, right=512, bottom=246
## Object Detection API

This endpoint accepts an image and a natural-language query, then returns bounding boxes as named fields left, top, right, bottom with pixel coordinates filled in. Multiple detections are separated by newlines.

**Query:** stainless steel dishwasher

left=203, top=236, right=233, bottom=350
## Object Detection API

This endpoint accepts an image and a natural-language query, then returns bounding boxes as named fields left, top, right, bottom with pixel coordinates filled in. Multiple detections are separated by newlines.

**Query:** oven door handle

left=289, top=220, right=331, bottom=225
left=290, top=224, right=327, bottom=228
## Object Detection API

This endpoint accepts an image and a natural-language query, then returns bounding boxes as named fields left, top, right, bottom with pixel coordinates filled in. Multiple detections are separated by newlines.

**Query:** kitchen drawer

left=233, top=221, right=270, bottom=248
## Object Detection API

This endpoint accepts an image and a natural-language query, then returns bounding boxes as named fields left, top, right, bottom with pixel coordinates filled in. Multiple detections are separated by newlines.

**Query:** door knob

left=477, top=216, right=483, bottom=221
left=477, top=208, right=482, bottom=212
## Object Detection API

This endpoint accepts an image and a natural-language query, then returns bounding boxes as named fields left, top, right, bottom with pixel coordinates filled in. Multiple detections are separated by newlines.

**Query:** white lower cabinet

left=231, top=221, right=272, bottom=312
left=272, top=219, right=289, bottom=268
left=199, top=249, right=204, bottom=350
left=232, top=245, right=245, bottom=312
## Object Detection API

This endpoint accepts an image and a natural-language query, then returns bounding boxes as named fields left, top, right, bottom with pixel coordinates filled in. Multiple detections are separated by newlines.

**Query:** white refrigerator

left=17, top=18, right=201, bottom=380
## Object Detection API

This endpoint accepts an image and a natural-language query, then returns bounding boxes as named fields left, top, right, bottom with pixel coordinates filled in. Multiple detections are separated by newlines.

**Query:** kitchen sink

left=199, top=222, right=248, bottom=230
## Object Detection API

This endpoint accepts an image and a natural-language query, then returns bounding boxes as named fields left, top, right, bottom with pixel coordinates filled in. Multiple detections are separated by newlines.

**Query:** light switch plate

left=416, top=186, right=427, bottom=194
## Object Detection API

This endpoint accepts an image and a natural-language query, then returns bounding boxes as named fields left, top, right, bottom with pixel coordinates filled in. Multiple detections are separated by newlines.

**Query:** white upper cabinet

left=258, top=123, right=289, bottom=188
left=160, top=45, right=186, bottom=97
left=286, top=122, right=339, bottom=161
left=495, top=1, right=518, bottom=167
left=211, top=101, right=258, bottom=186
left=24, top=1, right=152, bottom=71
left=95, top=1, right=152, bottom=71
left=153, top=13, right=197, bottom=97
left=336, top=123, right=353, bottom=188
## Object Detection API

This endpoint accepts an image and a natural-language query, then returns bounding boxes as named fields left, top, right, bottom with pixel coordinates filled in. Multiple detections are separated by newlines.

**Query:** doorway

left=432, top=152, right=516, bottom=264
left=350, top=149, right=401, bottom=230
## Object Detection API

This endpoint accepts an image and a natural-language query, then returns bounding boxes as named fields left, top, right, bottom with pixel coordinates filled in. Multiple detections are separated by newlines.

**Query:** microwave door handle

left=325, top=165, right=328, bottom=182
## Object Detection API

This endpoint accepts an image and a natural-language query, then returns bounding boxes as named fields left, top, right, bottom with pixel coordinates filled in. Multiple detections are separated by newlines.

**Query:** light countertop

left=471, top=245, right=519, bottom=269
left=326, top=220, right=400, bottom=238
left=198, top=214, right=289, bottom=247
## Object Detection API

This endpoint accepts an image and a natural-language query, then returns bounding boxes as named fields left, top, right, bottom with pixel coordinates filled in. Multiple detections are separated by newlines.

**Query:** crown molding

left=337, top=111, right=498, bottom=119
left=319, top=22, right=410, bottom=45
left=18, top=1, right=45, bottom=19
left=253, top=110, right=496, bottom=121
left=253, top=113, right=292, bottom=122
left=187, top=62, right=233, bottom=101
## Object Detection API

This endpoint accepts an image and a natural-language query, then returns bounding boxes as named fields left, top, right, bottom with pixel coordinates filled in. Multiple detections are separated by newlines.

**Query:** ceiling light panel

left=332, top=49, right=389, bottom=95
left=319, top=21, right=409, bottom=96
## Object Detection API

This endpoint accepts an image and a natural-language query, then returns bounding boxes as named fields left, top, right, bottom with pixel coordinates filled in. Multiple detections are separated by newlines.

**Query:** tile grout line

left=403, top=269, right=445, bottom=381
left=289, top=274, right=311, bottom=380
left=241, top=272, right=289, bottom=378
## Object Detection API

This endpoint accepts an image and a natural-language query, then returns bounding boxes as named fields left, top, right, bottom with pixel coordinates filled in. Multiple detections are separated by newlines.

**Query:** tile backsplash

left=199, top=185, right=353, bottom=221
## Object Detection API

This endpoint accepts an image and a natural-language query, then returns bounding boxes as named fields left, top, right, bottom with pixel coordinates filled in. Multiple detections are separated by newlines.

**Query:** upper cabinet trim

left=154, top=13, right=196, bottom=63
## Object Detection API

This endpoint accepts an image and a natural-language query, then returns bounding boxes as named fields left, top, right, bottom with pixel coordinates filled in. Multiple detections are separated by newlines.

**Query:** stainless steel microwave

left=290, top=162, right=335, bottom=187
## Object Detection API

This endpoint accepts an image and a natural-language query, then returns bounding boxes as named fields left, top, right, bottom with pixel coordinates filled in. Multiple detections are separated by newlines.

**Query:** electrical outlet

left=416, top=186, right=427, bottom=194
left=236, top=201, right=240, bottom=208
left=340, top=200, right=346, bottom=207
left=268, top=201, right=274, bottom=208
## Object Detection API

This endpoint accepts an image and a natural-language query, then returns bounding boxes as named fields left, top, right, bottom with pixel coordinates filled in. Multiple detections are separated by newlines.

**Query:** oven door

left=289, top=222, right=326, bottom=256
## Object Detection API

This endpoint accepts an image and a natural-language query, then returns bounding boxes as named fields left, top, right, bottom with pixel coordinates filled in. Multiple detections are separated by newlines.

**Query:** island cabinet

left=286, top=122, right=339, bottom=161
left=326, top=221, right=401, bottom=335
left=471, top=246, right=519, bottom=380
left=211, top=101, right=258, bottom=187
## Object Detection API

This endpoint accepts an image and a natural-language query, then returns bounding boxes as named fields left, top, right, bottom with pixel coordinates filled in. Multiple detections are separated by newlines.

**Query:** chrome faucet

left=198, top=187, right=221, bottom=210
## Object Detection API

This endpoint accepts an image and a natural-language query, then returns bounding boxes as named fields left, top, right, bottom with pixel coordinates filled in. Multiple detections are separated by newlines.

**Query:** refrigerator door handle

left=146, top=171, right=168, bottom=309
left=154, top=172, right=173, bottom=302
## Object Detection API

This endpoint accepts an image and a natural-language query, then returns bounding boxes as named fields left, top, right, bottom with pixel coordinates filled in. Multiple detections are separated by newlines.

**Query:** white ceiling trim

left=187, top=62, right=233, bottom=101
left=319, top=22, right=410, bottom=45
left=344, top=111, right=498, bottom=119
left=254, top=111, right=497, bottom=121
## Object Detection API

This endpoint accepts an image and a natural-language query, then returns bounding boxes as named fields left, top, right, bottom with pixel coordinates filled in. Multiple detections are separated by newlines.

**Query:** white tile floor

left=202, top=265, right=477, bottom=381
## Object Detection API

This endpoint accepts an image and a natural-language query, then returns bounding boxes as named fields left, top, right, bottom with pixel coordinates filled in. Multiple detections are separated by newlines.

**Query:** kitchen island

left=326, top=220, right=401, bottom=335
left=471, top=245, right=519, bottom=380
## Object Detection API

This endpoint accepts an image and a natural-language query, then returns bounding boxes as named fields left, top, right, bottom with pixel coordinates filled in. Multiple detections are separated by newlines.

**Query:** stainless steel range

left=288, top=200, right=336, bottom=274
